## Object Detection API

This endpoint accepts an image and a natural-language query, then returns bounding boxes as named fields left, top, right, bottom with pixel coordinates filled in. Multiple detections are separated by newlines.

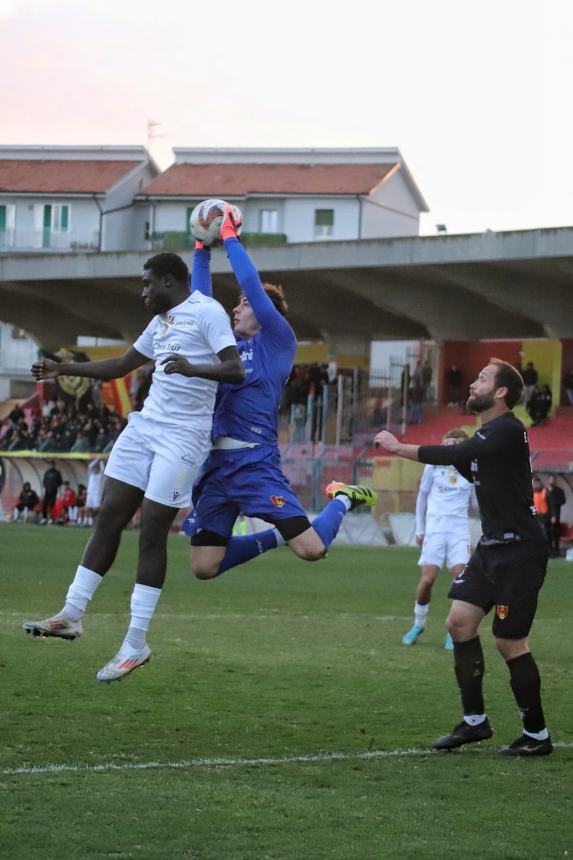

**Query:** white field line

left=2, top=611, right=411, bottom=622
left=3, top=743, right=572, bottom=777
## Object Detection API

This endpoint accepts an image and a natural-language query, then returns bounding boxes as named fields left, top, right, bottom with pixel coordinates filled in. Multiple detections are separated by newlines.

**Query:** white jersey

left=416, top=464, right=475, bottom=535
left=133, top=292, right=236, bottom=430
left=86, top=460, right=104, bottom=508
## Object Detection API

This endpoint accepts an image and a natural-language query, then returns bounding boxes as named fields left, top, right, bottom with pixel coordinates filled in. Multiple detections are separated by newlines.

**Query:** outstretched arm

left=375, top=423, right=514, bottom=466
left=221, top=207, right=281, bottom=329
left=32, top=347, right=149, bottom=383
left=191, top=241, right=213, bottom=298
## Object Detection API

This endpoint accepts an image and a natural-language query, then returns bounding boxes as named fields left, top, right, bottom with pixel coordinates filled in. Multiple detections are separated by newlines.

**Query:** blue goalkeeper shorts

left=183, top=445, right=307, bottom=539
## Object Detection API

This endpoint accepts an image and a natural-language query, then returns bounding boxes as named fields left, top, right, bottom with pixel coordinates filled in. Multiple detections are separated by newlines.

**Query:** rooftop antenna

left=146, top=120, right=165, bottom=151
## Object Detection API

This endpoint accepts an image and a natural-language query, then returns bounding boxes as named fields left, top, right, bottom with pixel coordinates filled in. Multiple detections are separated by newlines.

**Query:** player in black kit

left=375, top=359, right=552, bottom=756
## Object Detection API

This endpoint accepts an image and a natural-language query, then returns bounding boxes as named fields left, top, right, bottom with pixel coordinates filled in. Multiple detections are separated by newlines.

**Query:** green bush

left=152, top=232, right=288, bottom=251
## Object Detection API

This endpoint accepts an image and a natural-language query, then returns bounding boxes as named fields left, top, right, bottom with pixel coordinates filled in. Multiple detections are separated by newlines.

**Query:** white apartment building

left=134, top=147, right=429, bottom=249
left=0, top=146, right=158, bottom=253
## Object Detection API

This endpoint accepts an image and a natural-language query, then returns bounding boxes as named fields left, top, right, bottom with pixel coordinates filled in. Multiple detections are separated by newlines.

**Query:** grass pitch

left=1, top=524, right=572, bottom=859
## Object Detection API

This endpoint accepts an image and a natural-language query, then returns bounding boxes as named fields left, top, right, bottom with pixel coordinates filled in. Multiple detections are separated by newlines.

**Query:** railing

left=152, top=231, right=288, bottom=251
left=0, top=228, right=100, bottom=252
left=281, top=364, right=423, bottom=447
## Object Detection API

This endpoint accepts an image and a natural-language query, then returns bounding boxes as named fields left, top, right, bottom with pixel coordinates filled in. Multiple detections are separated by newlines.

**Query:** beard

left=467, top=392, right=495, bottom=413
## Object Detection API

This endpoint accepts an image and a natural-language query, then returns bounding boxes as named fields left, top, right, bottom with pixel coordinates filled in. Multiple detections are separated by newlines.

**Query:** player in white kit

left=80, top=459, right=104, bottom=526
left=402, top=429, right=477, bottom=649
left=23, top=252, right=244, bottom=680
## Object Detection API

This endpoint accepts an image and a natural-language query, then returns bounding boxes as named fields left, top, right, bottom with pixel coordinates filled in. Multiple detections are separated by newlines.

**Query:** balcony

left=0, top=227, right=101, bottom=253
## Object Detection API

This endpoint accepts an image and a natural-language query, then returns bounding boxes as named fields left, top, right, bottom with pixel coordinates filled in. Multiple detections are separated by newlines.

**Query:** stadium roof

left=1, top=226, right=572, bottom=348
left=139, top=162, right=401, bottom=198
left=0, top=160, right=145, bottom=195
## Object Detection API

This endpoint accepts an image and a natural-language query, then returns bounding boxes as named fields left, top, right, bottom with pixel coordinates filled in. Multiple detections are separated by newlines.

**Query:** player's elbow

left=228, top=360, right=246, bottom=384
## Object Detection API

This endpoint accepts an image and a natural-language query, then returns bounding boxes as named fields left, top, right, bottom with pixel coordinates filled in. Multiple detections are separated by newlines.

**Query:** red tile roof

left=140, top=162, right=398, bottom=197
left=0, top=160, right=143, bottom=194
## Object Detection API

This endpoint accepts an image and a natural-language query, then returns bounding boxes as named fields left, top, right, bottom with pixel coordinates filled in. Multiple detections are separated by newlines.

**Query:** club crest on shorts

left=496, top=604, right=509, bottom=620
left=270, top=495, right=286, bottom=507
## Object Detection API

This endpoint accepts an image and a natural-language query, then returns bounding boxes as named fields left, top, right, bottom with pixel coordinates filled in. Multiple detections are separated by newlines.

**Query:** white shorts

left=418, top=530, right=471, bottom=569
left=86, top=487, right=103, bottom=509
left=104, top=412, right=211, bottom=508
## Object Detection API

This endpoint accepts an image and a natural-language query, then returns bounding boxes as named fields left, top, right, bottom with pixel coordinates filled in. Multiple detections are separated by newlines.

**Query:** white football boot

left=23, top=614, right=82, bottom=641
left=96, top=644, right=151, bottom=683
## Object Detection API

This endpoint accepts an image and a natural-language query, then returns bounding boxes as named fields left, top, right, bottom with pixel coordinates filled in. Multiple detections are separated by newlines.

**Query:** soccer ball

left=189, top=199, right=242, bottom=245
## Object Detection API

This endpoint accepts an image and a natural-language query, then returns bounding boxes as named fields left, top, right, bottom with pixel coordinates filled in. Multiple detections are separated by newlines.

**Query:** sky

left=2, top=0, right=572, bottom=235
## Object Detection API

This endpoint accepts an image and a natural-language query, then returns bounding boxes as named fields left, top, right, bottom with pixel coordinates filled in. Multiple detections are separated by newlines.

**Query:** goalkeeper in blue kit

left=184, top=205, right=377, bottom=578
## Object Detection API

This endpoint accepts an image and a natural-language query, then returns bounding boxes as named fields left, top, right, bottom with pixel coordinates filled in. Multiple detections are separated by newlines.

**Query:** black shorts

left=448, top=540, right=548, bottom=639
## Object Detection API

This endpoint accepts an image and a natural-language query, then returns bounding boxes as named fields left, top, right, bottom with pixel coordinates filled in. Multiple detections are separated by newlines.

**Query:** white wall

left=144, top=190, right=417, bottom=244
left=242, top=199, right=286, bottom=234
left=0, top=320, right=38, bottom=400
left=0, top=321, right=38, bottom=371
left=361, top=170, right=421, bottom=238
left=153, top=201, right=192, bottom=233
left=132, top=203, right=154, bottom=250
left=283, top=197, right=360, bottom=242
left=102, top=162, right=157, bottom=251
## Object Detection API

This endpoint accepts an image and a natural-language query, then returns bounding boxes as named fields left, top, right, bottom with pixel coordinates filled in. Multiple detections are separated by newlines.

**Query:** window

left=51, top=204, right=70, bottom=233
left=33, top=204, right=71, bottom=247
left=0, top=204, right=16, bottom=248
left=314, top=209, right=334, bottom=238
left=259, top=209, right=278, bottom=233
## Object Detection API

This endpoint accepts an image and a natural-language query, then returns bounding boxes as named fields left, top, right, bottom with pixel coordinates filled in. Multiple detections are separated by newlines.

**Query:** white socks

left=121, top=584, right=161, bottom=652
left=272, top=529, right=286, bottom=547
left=524, top=727, right=549, bottom=741
left=414, top=601, right=429, bottom=629
left=464, top=714, right=487, bottom=727
left=63, top=566, right=103, bottom=621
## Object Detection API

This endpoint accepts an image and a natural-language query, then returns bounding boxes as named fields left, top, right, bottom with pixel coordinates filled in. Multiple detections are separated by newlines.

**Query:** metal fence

left=281, top=345, right=440, bottom=447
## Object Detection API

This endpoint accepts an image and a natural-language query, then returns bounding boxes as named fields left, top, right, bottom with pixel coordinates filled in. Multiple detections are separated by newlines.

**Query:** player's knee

left=420, top=572, right=436, bottom=590
left=445, top=612, right=465, bottom=638
left=291, top=545, right=326, bottom=562
left=92, top=503, right=123, bottom=536
left=191, top=559, right=219, bottom=580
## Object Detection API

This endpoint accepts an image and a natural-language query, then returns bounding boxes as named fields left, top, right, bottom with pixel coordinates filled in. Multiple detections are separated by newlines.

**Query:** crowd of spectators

left=0, top=386, right=128, bottom=454
left=282, top=361, right=336, bottom=414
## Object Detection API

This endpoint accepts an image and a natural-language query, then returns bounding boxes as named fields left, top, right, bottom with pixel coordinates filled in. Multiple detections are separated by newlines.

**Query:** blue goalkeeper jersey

left=191, top=239, right=296, bottom=446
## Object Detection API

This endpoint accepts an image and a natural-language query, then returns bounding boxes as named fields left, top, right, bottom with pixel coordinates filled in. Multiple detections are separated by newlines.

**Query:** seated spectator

left=51, top=480, right=78, bottom=525
left=564, top=368, right=573, bottom=406
left=94, top=426, right=110, bottom=453
left=522, top=362, right=538, bottom=406
left=8, top=421, right=31, bottom=451
left=8, top=403, right=25, bottom=426
left=11, top=481, right=40, bottom=523
left=71, top=484, right=87, bottom=525
left=528, top=384, right=552, bottom=426
left=70, top=430, right=91, bottom=453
